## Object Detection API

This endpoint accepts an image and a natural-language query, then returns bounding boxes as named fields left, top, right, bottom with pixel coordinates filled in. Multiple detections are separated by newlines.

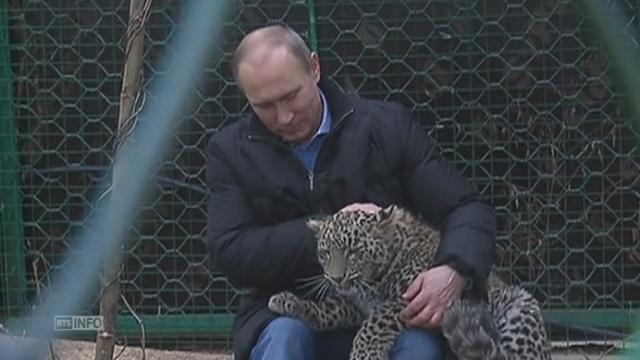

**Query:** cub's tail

left=442, top=300, right=507, bottom=360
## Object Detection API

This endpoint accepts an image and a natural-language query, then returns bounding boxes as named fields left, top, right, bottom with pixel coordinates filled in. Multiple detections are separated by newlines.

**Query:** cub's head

left=306, top=205, right=410, bottom=288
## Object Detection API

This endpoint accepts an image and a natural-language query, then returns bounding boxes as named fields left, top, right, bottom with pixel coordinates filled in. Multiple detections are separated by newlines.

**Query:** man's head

left=232, top=25, right=322, bottom=143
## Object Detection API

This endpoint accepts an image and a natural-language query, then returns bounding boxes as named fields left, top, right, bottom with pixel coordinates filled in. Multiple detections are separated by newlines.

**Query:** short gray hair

left=231, top=25, right=312, bottom=82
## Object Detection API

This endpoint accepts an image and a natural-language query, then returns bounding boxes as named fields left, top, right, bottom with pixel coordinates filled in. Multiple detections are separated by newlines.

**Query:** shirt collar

left=317, top=89, right=331, bottom=135
left=292, top=88, right=331, bottom=148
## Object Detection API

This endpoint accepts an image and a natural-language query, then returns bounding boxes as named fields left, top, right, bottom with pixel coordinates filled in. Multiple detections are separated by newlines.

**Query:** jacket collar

left=246, top=76, right=355, bottom=140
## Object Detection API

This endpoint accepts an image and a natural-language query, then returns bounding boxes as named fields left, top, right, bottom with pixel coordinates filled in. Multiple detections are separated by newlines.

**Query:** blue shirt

left=291, top=89, right=331, bottom=173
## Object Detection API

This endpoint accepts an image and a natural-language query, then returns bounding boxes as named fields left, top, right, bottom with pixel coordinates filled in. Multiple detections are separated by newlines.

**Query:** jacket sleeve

left=205, top=136, right=320, bottom=291
left=398, top=107, right=497, bottom=287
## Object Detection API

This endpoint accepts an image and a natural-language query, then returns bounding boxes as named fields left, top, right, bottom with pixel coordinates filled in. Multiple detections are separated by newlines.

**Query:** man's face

left=237, top=47, right=322, bottom=143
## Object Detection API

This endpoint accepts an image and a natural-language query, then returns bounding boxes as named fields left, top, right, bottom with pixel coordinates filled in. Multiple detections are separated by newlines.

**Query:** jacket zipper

left=248, top=107, right=355, bottom=193
left=308, top=107, right=355, bottom=193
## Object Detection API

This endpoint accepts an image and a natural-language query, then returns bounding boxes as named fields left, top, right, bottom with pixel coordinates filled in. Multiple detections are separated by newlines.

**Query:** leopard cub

left=268, top=205, right=551, bottom=360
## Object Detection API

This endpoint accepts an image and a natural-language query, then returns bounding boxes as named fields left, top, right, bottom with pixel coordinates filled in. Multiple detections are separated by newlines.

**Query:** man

left=206, top=25, right=496, bottom=360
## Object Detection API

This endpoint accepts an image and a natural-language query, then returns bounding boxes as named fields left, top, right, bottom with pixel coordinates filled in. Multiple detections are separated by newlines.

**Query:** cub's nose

left=329, top=273, right=344, bottom=283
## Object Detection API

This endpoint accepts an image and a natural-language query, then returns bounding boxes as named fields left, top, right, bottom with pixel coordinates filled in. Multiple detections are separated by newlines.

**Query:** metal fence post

left=0, top=0, right=26, bottom=321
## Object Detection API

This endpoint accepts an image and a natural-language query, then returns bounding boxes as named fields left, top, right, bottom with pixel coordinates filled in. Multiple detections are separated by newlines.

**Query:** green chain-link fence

left=1, top=0, right=639, bottom=350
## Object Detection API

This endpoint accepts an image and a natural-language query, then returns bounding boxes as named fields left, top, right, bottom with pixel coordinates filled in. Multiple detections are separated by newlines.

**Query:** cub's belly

left=337, top=286, right=384, bottom=317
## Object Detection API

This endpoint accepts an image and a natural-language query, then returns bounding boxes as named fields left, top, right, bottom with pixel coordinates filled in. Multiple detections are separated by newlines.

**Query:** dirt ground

left=51, top=339, right=231, bottom=360
left=51, top=340, right=626, bottom=359
left=0, top=336, right=229, bottom=360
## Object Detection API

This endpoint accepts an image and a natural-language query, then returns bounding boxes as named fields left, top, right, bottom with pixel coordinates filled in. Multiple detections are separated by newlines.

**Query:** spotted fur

left=268, top=205, right=551, bottom=360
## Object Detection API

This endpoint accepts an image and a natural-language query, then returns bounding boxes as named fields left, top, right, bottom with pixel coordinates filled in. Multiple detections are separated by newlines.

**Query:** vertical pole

left=306, top=0, right=318, bottom=52
left=0, top=0, right=27, bottom=319
left=95, top=0, right=149, bottom=359
left=574, top=2, right=640, bottom=356
left=574, top=0, right=640, bottom=128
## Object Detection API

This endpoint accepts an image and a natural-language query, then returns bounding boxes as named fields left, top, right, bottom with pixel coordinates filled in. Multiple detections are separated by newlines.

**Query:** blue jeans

left=250, top=316, right=443, bottom=360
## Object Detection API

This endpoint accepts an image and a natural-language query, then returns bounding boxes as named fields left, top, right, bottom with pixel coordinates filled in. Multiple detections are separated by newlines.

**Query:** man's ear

left=310, top=52, right=321, bottom=82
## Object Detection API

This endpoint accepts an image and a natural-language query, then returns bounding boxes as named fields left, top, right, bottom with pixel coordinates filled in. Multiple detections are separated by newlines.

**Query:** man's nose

left=276, top=105, right=293, bottom=125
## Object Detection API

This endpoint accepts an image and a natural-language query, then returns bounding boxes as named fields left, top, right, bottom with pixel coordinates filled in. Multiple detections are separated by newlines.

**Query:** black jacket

left=206, top=78, right=497, bottom=360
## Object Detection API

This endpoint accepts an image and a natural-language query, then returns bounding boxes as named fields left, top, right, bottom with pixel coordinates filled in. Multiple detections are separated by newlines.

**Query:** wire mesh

left=316, top=0, right=640, bottom=310
left=1, top=0, right=639, bottom=351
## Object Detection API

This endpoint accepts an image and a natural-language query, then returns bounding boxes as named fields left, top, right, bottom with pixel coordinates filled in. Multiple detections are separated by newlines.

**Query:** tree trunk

left=94, top=1, right=149, bottom=359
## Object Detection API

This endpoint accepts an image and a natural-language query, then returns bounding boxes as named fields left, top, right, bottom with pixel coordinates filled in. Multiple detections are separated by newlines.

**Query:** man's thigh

left=250, top=317, right=357, bottom=360
left=319, top=327, right=443, bottom=360
left=250, top=317, right=316, bottom=360
left=251, top=316, right=443, bottom=360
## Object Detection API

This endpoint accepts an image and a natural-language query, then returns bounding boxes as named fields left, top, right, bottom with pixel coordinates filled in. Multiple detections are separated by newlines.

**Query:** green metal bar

left=543, top=309, right=639, bottom=330
left=306, top=0, right=318, bottom=52
left=0, top=0, right=26, bottom=320
left=620, top=327, right=639, bottom=359
left=116, top=314, right=232, bottom=337
left=5, top=314, right=232, bottom=338
left=5, top=310, right=638, bottom=340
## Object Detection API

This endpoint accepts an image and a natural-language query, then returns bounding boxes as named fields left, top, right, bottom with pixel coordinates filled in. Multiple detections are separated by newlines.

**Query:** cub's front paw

left=268, top=291, right=302, bottom=315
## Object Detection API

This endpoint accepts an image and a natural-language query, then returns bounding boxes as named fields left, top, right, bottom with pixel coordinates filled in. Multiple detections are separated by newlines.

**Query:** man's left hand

left=399, top=264, right=467, bottom=328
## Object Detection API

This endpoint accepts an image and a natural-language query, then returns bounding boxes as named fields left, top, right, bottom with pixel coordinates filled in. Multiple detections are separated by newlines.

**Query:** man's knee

left=391, top=328, right=443, bottom=360
left=250, top=317, right=316, bottom=360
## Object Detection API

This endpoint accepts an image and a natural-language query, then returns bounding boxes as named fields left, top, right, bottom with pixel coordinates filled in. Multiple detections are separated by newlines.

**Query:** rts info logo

left=54, top=316, right=103, bottom=331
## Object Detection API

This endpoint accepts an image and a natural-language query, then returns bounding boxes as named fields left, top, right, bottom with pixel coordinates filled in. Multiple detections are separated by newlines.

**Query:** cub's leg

left=349, top=302, right=404, bottom=360
left=268, top=291, right=362, bottom=331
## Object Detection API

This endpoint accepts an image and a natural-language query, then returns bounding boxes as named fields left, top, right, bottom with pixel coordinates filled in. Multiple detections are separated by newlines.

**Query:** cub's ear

left=306, top=217, right=324, bottom=234
left=378, top=205, right=399, bottom=223
left=376, top=205, right=397, bottom=238
left=377, top=205, right=407, bottom=240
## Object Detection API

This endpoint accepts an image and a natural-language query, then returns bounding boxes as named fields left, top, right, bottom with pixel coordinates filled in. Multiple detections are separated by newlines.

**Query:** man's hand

left=399, top=264, right=467, bottom=328
left=339, top=202, right=381, bottom=214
